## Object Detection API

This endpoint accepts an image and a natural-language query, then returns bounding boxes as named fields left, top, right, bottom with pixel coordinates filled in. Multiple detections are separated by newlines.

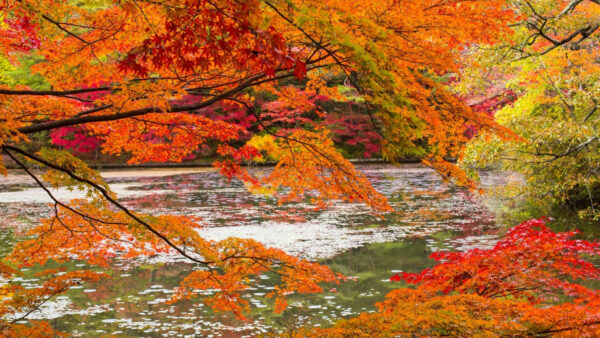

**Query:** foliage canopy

left=4, top=0, right=592, bottom=336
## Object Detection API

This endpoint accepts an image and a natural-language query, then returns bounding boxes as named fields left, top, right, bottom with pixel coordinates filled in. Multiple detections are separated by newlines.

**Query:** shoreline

left=86, top=157, right=405, bottom=169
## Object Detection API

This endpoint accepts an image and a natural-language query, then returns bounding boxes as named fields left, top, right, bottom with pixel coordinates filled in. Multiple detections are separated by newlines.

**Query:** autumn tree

left=460, top=0, right=600, bottom=219
left=0, top=0, right=515, bottom=334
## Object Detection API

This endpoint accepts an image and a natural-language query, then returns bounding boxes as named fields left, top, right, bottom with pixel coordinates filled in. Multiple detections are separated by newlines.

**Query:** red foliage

left=48, top=83, right=111, bottom=153
left=392, top=218, right=600, bottom=302
left=464, top=86, right=517, bottom=138
left=50, top=126, right=102, bottom=153
left=323, top=103, right=382, bottom=157
left=1, top=16, right=40, bottom=53
left=118, top=0, right=301, bottom=78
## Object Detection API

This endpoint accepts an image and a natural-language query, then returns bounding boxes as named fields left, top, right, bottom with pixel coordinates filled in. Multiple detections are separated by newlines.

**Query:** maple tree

left=315, top=218, right=600, bottom=336
left=0, top=0, right=520, bottom=334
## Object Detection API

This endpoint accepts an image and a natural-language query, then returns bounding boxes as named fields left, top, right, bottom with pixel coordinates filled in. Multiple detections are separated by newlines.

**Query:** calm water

left=0, top=164, right=587, bottom=336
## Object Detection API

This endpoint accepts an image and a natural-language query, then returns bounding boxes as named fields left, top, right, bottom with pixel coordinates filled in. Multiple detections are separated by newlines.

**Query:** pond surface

left=0, top=164, right=577, bottom=336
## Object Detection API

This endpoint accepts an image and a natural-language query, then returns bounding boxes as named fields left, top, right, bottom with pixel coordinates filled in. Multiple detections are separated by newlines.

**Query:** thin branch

left=0, top=87, right=111, bottom=96
left=2, top=144, right=211, bottom=266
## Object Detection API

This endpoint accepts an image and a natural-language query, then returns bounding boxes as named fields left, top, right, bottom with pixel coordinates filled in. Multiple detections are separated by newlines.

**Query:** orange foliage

left=170, top=238, right=341, bottom=318
left=259, top=129, right=392, bottom=213
left=266, top=0, right=517, bottom=187
left=0, top=269, right=106, bottom=336
left=313, top=288, right=600, bottom=337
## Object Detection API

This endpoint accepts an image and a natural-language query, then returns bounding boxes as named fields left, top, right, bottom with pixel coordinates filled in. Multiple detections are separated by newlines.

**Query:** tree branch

left=2, top=144, right=212, bottom=266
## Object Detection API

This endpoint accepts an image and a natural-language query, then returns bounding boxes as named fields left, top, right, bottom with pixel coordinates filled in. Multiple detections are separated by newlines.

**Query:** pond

left=0, top=164, right=587, bottom=336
